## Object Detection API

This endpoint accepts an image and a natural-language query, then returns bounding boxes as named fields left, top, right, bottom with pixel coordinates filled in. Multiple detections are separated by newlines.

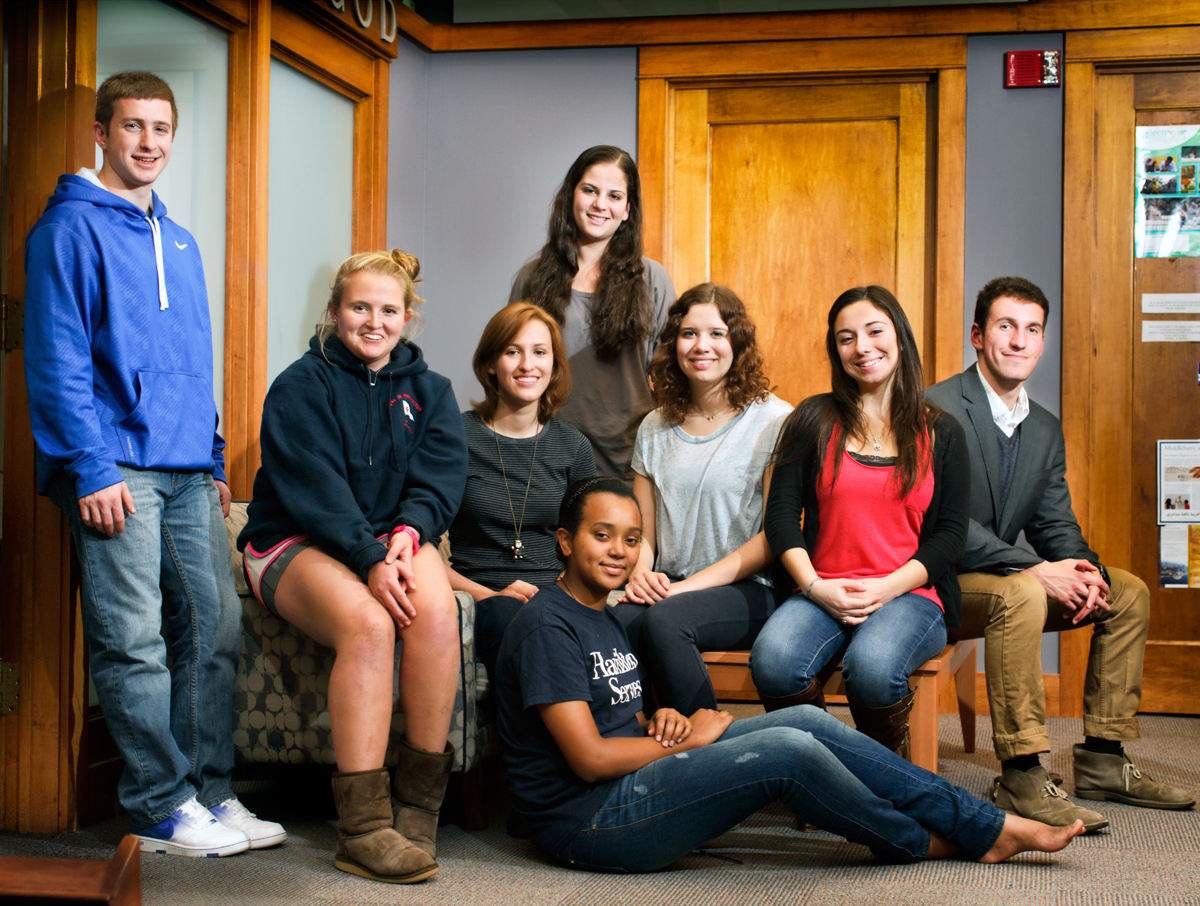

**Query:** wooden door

left=662, top=79, right=934, bottom=406
left=1064, top=33, right=1200, bottom=714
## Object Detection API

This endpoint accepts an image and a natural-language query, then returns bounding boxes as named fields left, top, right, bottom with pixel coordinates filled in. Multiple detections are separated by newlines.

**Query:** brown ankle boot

left=392, top=738, right=455, bottom=859
left=760, top=676, right=827, bottom=712
left=332, top=768, right=439, bottom=884
left=848, top=689, right=917, bottom=759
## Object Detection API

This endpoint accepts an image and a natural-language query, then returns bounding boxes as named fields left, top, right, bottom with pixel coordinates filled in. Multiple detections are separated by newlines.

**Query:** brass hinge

left=2, top=294, right=24, bottom=351
left=0, top=661, right=18, bottom=715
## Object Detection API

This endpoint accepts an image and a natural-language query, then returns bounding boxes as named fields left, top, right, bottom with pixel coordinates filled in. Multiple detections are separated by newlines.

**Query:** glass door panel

left=267, top=59, right=354, bottom=386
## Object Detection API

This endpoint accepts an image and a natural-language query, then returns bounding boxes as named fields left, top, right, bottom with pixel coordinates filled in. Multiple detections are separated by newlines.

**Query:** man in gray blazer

left=927, top=276, right=1193, bottom=830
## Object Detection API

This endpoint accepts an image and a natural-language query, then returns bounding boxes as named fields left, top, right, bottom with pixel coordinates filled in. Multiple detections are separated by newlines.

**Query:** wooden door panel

left=710, top=119, right=898, bottom=405
left=707, top=83, right=900, bottom=124
left=668, top=80, right=929, bottom=408
left=1075, top=67, right=1200, bottom=714
left=1132, top=98, right=1200, bottom=711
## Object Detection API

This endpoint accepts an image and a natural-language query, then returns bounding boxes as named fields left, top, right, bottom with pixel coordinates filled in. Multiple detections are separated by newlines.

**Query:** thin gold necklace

left=492, top=420, right=542, bottom=559
left=557, top=576, right=589, bottom=607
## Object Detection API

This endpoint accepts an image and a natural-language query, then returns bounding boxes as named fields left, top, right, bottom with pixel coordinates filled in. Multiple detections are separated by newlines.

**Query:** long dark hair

left=648, top=283, right=771, bottom=425
left=519, top=146, right=652, bottom=362
left=773, top=286, right=940, bottom=496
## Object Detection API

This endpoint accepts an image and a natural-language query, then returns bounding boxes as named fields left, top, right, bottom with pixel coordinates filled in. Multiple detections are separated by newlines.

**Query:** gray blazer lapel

left=961, top=365, right=1003, bottom=521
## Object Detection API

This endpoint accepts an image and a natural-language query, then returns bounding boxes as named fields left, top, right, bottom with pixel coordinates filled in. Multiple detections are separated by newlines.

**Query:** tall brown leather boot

left=392, top=738, right=455, bottom=859
left=331, top=768, right=439, bottom=884
left=760, top=676, right=827, bottom=712
left=848, top=689, right=917, bottom=759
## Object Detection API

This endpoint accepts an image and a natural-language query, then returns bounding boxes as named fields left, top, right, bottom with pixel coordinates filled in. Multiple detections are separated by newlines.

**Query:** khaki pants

left=947, top=568, right=1149, bottom=761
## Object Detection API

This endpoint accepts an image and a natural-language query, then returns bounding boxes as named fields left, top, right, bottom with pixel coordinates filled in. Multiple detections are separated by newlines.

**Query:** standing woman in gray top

left=510, top=145, right=676, bottom=481
left=445, top=302, right=595, bottom=674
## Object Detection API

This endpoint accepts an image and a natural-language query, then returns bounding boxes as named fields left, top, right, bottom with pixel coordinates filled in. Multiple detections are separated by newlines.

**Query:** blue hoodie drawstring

left=148, top=215, right=169, bottom=310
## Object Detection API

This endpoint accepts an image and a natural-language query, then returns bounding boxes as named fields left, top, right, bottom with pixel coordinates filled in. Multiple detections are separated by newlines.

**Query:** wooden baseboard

left=948, top=672, right=1061, bottom=718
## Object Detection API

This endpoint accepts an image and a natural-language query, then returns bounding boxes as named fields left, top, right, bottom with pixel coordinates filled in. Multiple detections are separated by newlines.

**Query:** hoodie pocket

left=116, top=370, right=216, bottom=469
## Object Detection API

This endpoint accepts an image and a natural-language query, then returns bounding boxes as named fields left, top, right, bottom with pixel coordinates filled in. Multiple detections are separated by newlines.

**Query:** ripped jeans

left=559, top=706, right=1004, bottom=873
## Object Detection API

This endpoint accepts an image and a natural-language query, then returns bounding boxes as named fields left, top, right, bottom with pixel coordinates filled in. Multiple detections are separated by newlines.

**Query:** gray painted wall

left=387, top=40, right=639, bottom=411
left=964, top=33, right=1065, bottom=672
left=964, top=33, right=1064, bottom=414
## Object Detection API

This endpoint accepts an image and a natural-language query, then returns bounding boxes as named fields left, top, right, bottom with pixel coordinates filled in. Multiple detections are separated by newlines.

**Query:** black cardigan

left=765, top=404, right=971, bottom=628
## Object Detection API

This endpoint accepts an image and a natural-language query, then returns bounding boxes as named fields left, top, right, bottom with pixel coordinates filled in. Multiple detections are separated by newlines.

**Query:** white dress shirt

left=977, top=367, right=1029, bottom=437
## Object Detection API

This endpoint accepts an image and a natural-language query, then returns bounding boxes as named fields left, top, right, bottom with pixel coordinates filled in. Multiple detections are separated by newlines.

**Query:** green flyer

left=1135, top=125, right=1200, bottom=258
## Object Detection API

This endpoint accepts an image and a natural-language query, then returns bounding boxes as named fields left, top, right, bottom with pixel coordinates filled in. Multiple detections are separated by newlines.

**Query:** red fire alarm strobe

left=1004, top=50, right=1062, bottom=88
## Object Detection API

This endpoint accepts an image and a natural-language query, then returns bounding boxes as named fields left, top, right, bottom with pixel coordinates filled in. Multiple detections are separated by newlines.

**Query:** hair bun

left=391, top=249, right=421, bottom=281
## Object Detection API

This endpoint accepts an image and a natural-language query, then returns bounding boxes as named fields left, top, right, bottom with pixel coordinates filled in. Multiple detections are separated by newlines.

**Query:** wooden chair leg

left=909, top=673, right=939, bottom=773
left=954, top=643, right=977, bottom=754
left=455, top=764, right=488, bottom=831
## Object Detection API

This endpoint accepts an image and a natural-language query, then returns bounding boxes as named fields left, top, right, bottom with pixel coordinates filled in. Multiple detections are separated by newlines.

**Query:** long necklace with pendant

left=492, top=421, right=542, bottom=559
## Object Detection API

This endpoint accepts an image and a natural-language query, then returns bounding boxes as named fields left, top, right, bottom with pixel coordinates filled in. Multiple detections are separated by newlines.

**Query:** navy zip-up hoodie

left=239, top=333, right=468, bottom=583
left=24, top=173, right=225, bottom=496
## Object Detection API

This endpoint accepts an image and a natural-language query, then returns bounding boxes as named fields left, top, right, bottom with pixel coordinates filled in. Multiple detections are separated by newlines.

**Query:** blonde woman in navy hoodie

left=239, top=250, right=468, bottom=885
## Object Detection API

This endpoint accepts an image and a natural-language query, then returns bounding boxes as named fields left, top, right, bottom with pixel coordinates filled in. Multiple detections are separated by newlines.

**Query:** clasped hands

left=1024, top=558, right=1111, bottom=625
left=806, top=576, right=893, bottom=626
left=644, top=707, right=734, bottom=749
left=368, top=530, right=418, bottom=629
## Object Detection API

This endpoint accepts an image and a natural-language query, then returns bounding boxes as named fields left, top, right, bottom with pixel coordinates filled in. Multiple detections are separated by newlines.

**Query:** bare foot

left=925, top=831, right=960, bottom=860
left=980, top=815, right=1086, bottom=863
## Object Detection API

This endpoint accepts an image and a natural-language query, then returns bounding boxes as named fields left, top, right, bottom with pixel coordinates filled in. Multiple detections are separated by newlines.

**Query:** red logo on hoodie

left=390, top=392, right=421, bottom=432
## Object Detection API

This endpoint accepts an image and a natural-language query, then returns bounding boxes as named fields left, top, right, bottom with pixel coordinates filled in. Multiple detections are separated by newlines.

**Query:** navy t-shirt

left=494, top=584, right=645, bottom=858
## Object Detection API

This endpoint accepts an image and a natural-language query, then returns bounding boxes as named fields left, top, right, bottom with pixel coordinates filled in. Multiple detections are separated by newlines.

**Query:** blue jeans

left=560, top=706, right=1004, bottom=872
left=50, top=467, right=241, bottom=827
left=750, top=592, right=947, bottom=707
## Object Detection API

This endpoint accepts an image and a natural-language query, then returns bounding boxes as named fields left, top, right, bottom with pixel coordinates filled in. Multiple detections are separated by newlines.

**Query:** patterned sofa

left=222, top=503, right=497, bottom=821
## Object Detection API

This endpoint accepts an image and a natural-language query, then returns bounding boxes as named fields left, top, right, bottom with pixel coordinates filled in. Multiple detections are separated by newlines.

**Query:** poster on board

left=1135, top=126, right=1200, bottom=258
left=1159, top=524, right=1200, bottom=587
left=1158, top=440, right=1200, bottom=524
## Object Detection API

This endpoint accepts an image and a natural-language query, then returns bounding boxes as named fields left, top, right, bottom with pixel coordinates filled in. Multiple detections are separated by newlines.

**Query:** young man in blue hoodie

left=24, top=71, right=284, bottom=857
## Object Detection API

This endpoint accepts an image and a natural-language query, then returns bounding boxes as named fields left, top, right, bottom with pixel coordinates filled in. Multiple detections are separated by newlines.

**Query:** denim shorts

left=242, top=536, right=313, bottom=617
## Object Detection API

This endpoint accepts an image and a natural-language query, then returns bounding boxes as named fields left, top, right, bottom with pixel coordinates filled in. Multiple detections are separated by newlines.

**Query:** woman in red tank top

left=749, top=286, right=971, bottom=756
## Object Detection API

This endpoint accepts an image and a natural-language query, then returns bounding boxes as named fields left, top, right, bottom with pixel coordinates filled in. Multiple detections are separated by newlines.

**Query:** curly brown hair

left=648, top=283, right=771, bottom=425
left=471, top=302, right=571, bottom=425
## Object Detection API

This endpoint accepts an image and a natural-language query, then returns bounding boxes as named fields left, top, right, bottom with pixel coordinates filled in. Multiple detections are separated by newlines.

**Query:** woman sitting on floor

left=444, top=302, right=595, bottom=674
left=494, top=477, right=1084, bottom=873
left=618, top=283, right=792, bottom=714
left=238, top=250, right=467, bottom=885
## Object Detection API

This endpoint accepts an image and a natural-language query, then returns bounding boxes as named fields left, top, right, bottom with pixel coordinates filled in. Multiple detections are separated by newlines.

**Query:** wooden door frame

left=637, top=35, right=967, bottom=386
left=1060, top=25, right=1200, bottom=718
left=1, top=0, right=96, bottom=834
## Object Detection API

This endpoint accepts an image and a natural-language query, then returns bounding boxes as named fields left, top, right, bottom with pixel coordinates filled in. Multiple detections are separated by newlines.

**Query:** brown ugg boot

left=392, top=738, right=455, bottom=859
left=332, top=768, right=439, bottom=884
left=848, top=689, right=917, bottom=759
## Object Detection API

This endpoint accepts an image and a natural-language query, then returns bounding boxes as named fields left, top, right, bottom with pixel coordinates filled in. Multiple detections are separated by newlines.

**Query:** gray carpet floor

left=4, top=712, right=1200, bottom=906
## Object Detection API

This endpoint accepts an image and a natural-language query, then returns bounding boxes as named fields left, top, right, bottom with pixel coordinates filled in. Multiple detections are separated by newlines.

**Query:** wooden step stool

left=0, top=834, right=140, bottom=904
left=702, top=639, right=977, bottom=774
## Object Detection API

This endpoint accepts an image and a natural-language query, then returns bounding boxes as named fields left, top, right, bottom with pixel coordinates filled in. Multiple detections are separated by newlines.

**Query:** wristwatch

left=1095, top=562, right=1110, bottom=586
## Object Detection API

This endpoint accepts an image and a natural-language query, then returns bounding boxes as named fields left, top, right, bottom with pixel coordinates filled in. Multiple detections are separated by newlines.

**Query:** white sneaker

left=209, top=797, right=288, bottom=849
left=133, top=797, right=250, bottom=857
